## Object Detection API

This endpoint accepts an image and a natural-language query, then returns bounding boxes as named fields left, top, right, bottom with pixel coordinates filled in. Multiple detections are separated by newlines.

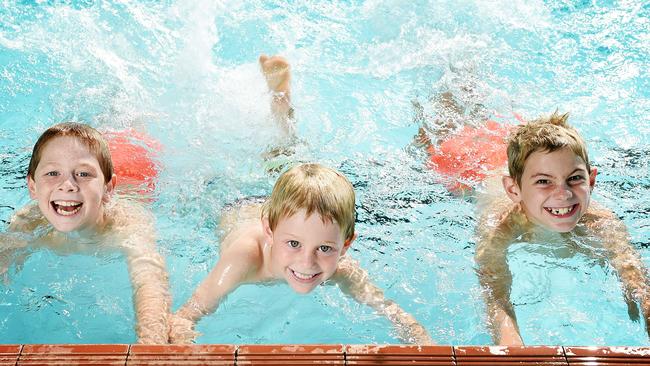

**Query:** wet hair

left=262, top=163, right=356, bottom=241
left=507, top=111, right=590, bottom=186
left=27, top=122, right=114, bottom=183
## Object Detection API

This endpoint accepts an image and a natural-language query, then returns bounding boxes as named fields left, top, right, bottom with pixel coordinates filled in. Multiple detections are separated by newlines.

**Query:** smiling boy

left=1, top=122, right=170, bottom=343
left=474, top=112, right=650, bottom=345
left=169, top=163, right=433, bottom=344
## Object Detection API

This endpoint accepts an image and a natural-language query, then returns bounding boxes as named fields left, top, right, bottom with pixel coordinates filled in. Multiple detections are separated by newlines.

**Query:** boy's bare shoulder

left=221, top=220, right=266, bottom=260
left=9, top=202, right=47, bottom=232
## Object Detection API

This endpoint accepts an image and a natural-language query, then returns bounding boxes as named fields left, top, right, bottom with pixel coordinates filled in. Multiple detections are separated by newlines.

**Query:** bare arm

left=113, top=201, right=171, bottom=344
left=122, top=231, right=171, bottom=344
left=585, top=207, right=650, bottom=336
left=332, top=256, right=434, bottom=344
left=474, top=199, right=526, bottom=345
left=170, top=245, right=258, bottom=344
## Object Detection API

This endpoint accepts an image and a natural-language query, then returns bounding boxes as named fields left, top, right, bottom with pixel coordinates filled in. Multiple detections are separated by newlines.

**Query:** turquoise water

left=0, top=1, right=648, bottom=345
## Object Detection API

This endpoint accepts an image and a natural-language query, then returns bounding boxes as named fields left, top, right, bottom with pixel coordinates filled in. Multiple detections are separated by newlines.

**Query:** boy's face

left=27, top=136, right=115, bottom=233
left=503, top=146, right=596, bottom=232
left=263, top=209, right=354, bottom=294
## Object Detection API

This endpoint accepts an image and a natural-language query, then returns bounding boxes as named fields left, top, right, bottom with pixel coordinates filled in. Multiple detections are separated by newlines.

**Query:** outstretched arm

left=585, top=208, right=650, bottom=336
left=123, top=231, right=171, bottom=344
left=170, top=247, right=256, bottom=344
left=333, top=256, right=434, bottom=344
left=474, top=200, right=525, bottom=345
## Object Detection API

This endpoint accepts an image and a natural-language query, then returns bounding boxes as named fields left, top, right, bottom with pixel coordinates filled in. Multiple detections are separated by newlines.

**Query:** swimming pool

left=0, top=0, right=648, bottom=346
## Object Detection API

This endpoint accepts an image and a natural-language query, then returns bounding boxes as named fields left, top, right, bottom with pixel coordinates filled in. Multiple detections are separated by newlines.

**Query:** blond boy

left=474, top=112, right=650, bottom=345
left=0, top=122, right=170, bottom=343
left=169, top=163, right=433, bottom=344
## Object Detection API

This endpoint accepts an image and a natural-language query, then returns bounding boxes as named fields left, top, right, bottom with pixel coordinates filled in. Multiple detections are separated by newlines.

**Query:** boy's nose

left=553, top=183, right=573, bottom=200
left=300, top=250, right=317, bottom=268
left=58, top=175, right=79, bottom=192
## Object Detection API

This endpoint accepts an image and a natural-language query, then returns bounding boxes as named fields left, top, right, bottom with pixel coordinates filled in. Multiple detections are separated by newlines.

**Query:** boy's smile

left=27, top=136, right=114, bottom=233
left=264, top=209, right=353, bottom=294
left=504, top=147, right=596, bottom=232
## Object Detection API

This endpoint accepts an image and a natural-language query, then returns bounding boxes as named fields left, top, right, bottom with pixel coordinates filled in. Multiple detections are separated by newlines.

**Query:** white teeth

left=292, top=270, right=317, bottom=280
left=54, top=201, right=80, bottom=207
left=52, top=201, right=82, bottom=216
left=56, top=206, right=81, bottom=216
left=547, top=206, right=573, bottom=215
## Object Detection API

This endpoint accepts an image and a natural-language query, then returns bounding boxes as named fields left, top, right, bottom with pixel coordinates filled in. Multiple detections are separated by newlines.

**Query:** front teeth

left=292, top=270, right=317, bottom=280
left=53, top=201, right=82, bottom=216
left=547, top=206, right=572, bottom=215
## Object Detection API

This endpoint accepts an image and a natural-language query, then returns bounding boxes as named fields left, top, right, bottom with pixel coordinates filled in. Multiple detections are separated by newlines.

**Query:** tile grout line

left=15, top=344, right=23, bottom=366
left=451, top=345, right=457, bottom=366
left=561, top=346, right=569, bottom=366
left=124, top=344, right=131, bottom=366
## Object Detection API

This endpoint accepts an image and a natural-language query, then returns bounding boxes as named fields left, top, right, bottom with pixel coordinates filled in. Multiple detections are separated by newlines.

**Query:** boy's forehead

left=524, top=148, right=588, bottom=173
left=39, top=136, right=100, bottom=164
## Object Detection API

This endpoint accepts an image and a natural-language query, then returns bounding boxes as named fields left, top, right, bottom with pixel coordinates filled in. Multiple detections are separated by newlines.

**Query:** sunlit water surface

left=0, top=1, right=648, bottom=345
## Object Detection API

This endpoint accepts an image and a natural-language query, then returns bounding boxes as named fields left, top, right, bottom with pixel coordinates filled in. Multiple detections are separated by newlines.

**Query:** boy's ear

left=27, top=176, right=37, bottom=199
left=102, top=174, right=116, bottom=203
left=341, top=233, right=357, bottom=256
left=261, top=217, right=274, bottom=244
left=589, top=167, right=597, bottom=190
left=502, top=175, right=522, bottom=203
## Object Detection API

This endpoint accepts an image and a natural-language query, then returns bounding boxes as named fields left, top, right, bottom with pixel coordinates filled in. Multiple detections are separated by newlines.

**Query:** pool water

left=0, top=1, right=648, bottom=345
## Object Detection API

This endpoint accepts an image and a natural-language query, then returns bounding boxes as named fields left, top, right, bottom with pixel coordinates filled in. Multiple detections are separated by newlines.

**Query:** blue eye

left=287, top=240, right=300, bottom=248
left=568, top=175, right=585, bottom=182
left=76, top=171, right=90, bottom=178
left=318, top=245, right=332, bottom=253
left=45, top=171, right=59, bottom=177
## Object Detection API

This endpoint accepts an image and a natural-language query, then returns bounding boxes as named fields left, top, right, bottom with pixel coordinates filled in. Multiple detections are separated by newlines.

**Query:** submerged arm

left=170, top=247, right=256, bottom=344
left=123, top=233, right=171, bottom=344
left=333, top=256, right=434, bottom=344
left=474, top=202, right=525, bottom=345
left=586, top=209, right=650, bottom=336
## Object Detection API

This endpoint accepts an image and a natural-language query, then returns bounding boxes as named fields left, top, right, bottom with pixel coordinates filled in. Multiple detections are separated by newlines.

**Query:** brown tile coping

left=237, top=344, right=345, bottom=365
left=128, top=344, right=236, bottom=365
left=346, top=345, right=454, bottom=365
left=0, top=345, right=21, bottom=366
left=565, top=346, right=650, bottom=365
left=18, top=344, right=129, bottom=365
left=455, top=346, right=567, bottom=365
left=7, top=344, right=650, bottom=365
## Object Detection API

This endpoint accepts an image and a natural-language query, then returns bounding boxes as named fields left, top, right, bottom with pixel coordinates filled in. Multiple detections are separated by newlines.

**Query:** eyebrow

left=529, top=168, right=586, bottom=179
left=38, top=161, right=99, bottom=171
left=283, top=233, right=340, bottom=246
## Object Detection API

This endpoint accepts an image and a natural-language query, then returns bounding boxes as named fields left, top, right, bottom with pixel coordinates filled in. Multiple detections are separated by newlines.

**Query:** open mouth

left=290, top=269, right=320, bottom=283
left=51, top=200, right=83, bottom=216
left=544, top=204, right=578, bottom=218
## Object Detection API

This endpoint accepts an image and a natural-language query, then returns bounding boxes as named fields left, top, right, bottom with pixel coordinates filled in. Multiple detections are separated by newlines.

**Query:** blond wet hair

left=507, top=111, right=590, bottom=185
left=262, top=163, right=356, bottom=240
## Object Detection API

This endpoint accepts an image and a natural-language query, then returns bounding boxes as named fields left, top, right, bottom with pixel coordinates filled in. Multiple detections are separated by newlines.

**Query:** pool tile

left=128, top=344, right=236, bottom=365
left=346, top=344, right=454, bottom=365
left=237, top=344, right=345, bottom=365
left=454, top=345, right=568, bottom=365
left=564, top=346, right=650, bottom=365
left=18, top=344, right=129, bottom=365
left=0, top=345, right=21, bottom=366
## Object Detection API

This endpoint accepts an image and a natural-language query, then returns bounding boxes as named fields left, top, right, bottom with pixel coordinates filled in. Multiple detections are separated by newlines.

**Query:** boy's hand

left=626, top=292, right=640, bottom=322
left=168, top=313, right=201, bottom=344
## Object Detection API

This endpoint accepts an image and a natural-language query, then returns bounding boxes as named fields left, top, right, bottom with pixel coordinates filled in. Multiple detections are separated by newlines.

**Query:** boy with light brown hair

left=169, top=162, right=433, bottom=344
left=1, top=122, right=171, bottom=343
left=474, top=112, right=650, bottom=345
